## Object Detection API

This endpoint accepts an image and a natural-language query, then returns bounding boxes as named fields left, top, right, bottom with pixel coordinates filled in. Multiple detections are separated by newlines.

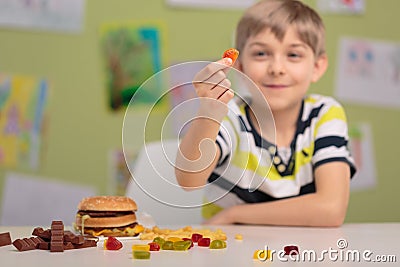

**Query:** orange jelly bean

left=222, top=48, right=239, bottom=63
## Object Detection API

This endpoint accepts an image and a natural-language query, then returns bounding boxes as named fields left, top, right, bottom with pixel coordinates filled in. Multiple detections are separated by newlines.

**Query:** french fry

left=139, top=226, right=227, bottom=241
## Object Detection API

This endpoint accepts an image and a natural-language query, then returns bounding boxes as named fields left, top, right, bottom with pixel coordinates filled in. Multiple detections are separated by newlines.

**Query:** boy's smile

left=238, top=26, right=327, bottom=113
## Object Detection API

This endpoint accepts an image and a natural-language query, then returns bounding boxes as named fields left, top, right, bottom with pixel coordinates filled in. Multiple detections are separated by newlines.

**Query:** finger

left=194, top=72, right=230, bottom=96
left=205, top=70, right=228, bottom=89
left=207, top=78, right=231, bottom=99
left=194, top=58, right=233, bottom=82
left=218, top=88, right=234, bottom=104
left=208, top=85, right=229, bottom=100
left=214, top=78, right=231, bottom=90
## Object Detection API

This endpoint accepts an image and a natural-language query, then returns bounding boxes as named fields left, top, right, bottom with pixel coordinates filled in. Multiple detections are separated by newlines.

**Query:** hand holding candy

left=192, top=48, right=239, bottom=118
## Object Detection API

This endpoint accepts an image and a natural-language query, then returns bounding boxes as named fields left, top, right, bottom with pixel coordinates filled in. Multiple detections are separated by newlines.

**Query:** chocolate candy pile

left=11, top=220, right=97, bottom=252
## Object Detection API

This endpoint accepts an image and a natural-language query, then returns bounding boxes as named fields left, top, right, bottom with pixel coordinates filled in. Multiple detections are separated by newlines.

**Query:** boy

left=175, top=0, right=356, bottom=227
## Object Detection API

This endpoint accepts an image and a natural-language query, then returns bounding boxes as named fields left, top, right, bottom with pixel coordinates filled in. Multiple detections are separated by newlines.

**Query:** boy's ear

left=312, top=53, right=328, bottom=83
left=234, top=59, right=242, bottom=71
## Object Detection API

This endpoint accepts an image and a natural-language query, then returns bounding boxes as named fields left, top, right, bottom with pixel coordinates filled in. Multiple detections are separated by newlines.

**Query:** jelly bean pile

left=132, top=233, right=227, bottom=260
left=103, top=226, right=228, bottom=260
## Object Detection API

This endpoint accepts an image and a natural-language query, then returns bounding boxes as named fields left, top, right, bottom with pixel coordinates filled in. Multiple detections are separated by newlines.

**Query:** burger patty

left=83, top=222, right=138, bottom=231
left=77, top=210, right=134, bottom=217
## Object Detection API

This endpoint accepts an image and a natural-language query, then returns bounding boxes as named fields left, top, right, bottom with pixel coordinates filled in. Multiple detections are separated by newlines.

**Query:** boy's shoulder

left=304, top=94, right=343, bottom=108
left=302, top=94, right=346, bottom=120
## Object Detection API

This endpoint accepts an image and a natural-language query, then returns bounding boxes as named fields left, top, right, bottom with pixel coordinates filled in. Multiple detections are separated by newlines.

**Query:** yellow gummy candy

left=253, top=249, right=271, bottom=261
left=167, top=237, right=182, bottom=242
left=132, top=244, right=150, bottom=252
left=235, top=234, right=243, bottom=240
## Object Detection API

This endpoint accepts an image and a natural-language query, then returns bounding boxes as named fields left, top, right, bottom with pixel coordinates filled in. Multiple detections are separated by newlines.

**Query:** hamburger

left=75, top=196, right=144, bottom=237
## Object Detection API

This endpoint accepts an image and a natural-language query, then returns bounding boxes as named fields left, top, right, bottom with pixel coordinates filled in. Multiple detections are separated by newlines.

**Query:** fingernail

left=223, top=57, right=233, bottom=65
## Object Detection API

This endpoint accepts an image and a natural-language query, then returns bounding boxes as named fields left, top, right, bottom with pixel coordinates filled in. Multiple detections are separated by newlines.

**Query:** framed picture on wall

left=100, top=22, right=166, bottom=111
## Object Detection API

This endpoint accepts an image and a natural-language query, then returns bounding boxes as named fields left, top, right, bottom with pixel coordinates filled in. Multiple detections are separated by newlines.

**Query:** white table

left=1, top=223, right=399, bottom=266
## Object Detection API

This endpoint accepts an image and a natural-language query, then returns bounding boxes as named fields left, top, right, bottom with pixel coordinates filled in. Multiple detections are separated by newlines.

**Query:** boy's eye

left=288, top=53, right=299, bottom=57
left=253, top=51, right=266, bottom=56
left=252, top=50, right=271, bottom=58
left=288, top=52, right=302, bottom=58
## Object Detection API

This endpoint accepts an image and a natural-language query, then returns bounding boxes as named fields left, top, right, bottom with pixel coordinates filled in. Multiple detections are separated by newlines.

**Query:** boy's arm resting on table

left=204, top=161, right=351, bottom=227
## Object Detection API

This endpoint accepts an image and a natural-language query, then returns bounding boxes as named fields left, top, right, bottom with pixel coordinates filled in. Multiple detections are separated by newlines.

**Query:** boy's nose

left=267, top=58, right=285, bottom=76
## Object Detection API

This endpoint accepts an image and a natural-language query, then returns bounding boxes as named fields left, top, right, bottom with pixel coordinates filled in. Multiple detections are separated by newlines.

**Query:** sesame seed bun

left=77, top=196, right=137, bottom=211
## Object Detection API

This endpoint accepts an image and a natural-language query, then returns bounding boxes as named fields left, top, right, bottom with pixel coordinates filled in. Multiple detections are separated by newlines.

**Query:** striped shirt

left=202, top=94, right=356, bottom=219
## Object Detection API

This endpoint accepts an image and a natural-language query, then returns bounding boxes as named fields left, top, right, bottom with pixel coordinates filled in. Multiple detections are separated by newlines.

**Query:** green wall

left=0, top=0, right=398, bottom=222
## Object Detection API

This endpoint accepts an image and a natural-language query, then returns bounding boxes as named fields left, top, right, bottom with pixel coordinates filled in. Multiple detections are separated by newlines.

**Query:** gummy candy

left=131, top=244, right=150, bottom=252
left=167, top=237, right=182, bottom=242
left=182, top=238, right=194, bottom=249
left=191, top=233, right=203, bottom=243
left=148, top=242, right=160, bottom=251
left=173, top=240, right=192, bottom=251
left=197, top=237, right=211, bottom=247
left=284, top=245, right=299, bottom=255
left=162, top=241, right=174, bottom=250
left=235, top=234, right=243, bottom=240
left=222, top=48, right=239, bottom=63
left=133, top=250, right=150, bottom=260
left=209, top=240, right=226, bottom=249
left=104, top=236, right=123, bottom=250
left=153, top=237, right=165, bottom=247
left=253, top=249, right=271, bottom=260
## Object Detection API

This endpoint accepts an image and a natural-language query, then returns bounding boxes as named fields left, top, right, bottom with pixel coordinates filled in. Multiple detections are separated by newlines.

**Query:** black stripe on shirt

left=243, top=106, right=274, bottom=150
left=314, top=136, right=348, bottom=155
left=238, top=115, right=251, bottom=132
left=217, top=131, right=227, bottom=144
left=215, top=141, right=228, bottom=167
left=296, top=103, right=324, bottom=136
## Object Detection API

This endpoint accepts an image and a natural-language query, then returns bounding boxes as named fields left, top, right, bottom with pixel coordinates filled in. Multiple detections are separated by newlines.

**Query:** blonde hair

left=235, top=0, right=325, bottom=58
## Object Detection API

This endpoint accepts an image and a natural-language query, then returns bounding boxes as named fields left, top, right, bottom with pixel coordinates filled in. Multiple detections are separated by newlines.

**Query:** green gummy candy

left=133, top=251, right=150, bottom=259
left=209, top=240, right=226, bottom=249
left=153, top=237, right=165, bottom=246
left=162, top=241, right=174, bottom=250
left=173, top=240, right=191, bottom=251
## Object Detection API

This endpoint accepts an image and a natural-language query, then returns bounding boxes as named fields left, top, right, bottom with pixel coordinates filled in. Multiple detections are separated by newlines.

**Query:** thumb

left=220, top=57, right=233, bottom=66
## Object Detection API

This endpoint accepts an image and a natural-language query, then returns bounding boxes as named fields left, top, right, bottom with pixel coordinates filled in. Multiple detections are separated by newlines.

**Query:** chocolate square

left=63, top=242, right=75, bottom=250
left=50, top=241, right=64, bottom=252
left=73, top=239, right=97, bottom=249
left=38, top=241, right=50, bottom=250
left=13, top=239, right=34, bottom=251
left=23, top=238, right=36, bottom=249
left=0, top=232, right=12, bottom=247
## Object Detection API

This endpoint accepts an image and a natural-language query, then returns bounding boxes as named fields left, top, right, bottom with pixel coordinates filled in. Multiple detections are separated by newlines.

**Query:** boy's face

left=237, top=26, right=327, bottom=113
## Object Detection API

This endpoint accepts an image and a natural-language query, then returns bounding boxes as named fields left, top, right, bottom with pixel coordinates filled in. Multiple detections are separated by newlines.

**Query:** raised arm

left=175, top=58, right=234, bottom=190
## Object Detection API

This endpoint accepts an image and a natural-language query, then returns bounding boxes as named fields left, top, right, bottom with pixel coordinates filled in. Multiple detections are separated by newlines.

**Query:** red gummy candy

left=105, top=236, right=123, bottom=250
left=148, top=242, right=161, bottom=251
left=197, top=237, right=211, bottom=247
left=191, top=233, right=203, bottom=243
left=284, top=245, right=299, bottom=255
